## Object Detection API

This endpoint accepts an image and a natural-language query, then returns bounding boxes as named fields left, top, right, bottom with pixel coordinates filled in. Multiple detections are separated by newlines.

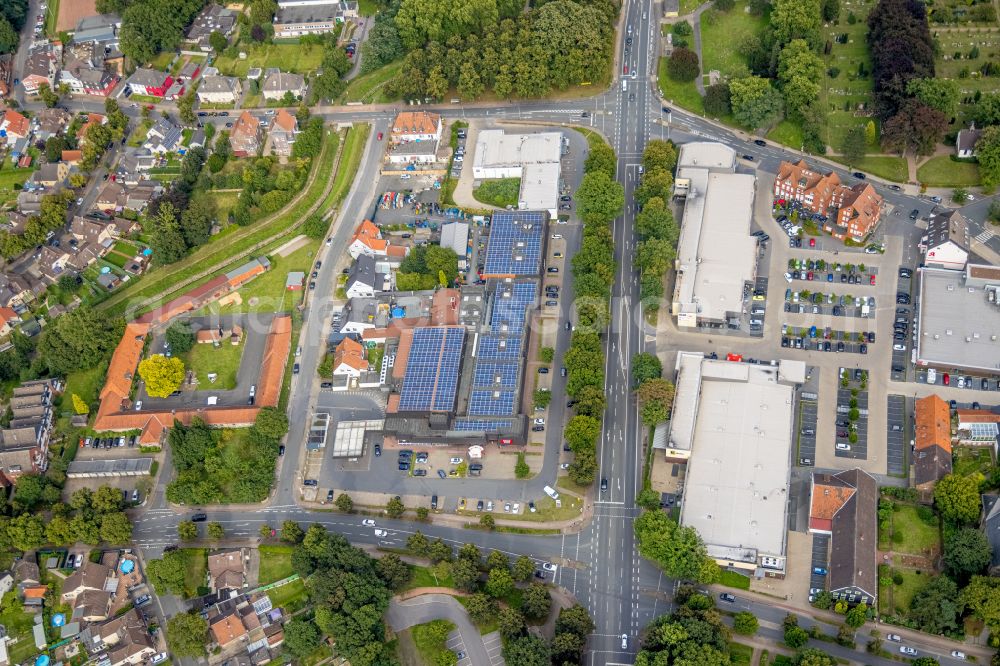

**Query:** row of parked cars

left=396, top=449, right=484, bottom=476
left=84, top=435, right=138, bottom=448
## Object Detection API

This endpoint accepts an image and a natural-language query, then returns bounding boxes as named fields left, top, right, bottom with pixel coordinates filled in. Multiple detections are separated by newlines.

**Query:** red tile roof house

left=0, top=306, right=22, bottom=336
left=773, top=159, right=884, bottom=242
left=230, top=111, right=263, bottom=157
left=0, top=109, right=30, bottom=148
left=914, top=395, right=953, bottom=499
left=125, top=68, right=173, bottom=98
left=268, top=109, right=298, bottom=157
left=21, top=47, right=58, bottom=96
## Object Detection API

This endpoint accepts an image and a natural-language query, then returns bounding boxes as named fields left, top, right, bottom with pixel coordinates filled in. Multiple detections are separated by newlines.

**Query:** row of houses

left=229, top=109, right=299, bottom=157
left=0, top=380, right=60, bottom=486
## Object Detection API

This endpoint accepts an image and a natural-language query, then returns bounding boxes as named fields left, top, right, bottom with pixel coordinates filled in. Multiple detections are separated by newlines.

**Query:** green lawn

left=358, top=0, right=379, bottom=14
left=934, top=29, right=1000, bottom=128
left=406, top=564, right=455, bottom=590
left=195, top=190, right=241, bottom=223
left=324, top=124, right=370, bottom=211
left=719, top=569, right=751, bottom=590
left=0, top=167, right=34, bottom=205
left=127, top=119, right=154, bottom=148
left=880, top=569, right=930, bottom=616
left=729, top=642, right=754, bottom=666
left=339, top=60, right=404, bottom=104
left=64, top=363, right=108, bottom=413
left=0, top=590, right=40, bottom=664
left=412, top=620, right=456, bottom=665
left=917, top=156, right=981, bottom=187
left=98, top=127, right=340, bottom=315
left=699, top=2, right=768, bottom=78
left=258, top=545, right=294, bottom=584
left=179, top=548, right=208, bottom=598
left=214, top=43, right=325, bottom=77
left=149, top=51, right=176, bottom=71
left=181, top=337, right=245, bottom=389
left=818, top=0, right=876, bottom=149
left=829, top=155, right=908, bottom=182
left=473, top=178, right=521, bottom=208
left=201, top=242, right=316, bottom=315
left=680, top=0, right=705, bottom=13
left=658, top=59, right=705, bottom=114
left=889, top=504, right=941, bottom=557
left=267, top=577, right=309, bottom=611
left=953, top=446, right=994, bottom=478
left=767, top=120, right=805, bottom=149
left=45, top=0, right=60, bottom=37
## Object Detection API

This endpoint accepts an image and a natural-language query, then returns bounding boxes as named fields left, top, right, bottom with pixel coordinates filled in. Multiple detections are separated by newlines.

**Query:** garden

left=213, top=43, right=325, bottom=78
left=472, top=178, right=521, bottom=208
left=917, top=155, right=982, bottom=187
left=181, top=336, right=245, bottom=390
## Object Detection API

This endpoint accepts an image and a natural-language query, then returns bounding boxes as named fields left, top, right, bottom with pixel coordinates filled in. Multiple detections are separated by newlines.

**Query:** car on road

left=852, top=171, right=866, bottom=179
left=416, top=452, right=428, bottom=463
left=719, top=593, right=736, bottom=603
left=377, top=132, right=383, bottom=140
left=398, top=462, right=410, bottom=471
left=753, top=139, right=766, bottom=146
left=886, top=634, right=901, bottom=642
left=374, top=529, right=387, bottom=537
left=742, top=154, right=754, bottom=161
left=437, top=469, right=446, bottom=478
left=951, top=651, right=967, bottom=659
left=893, top=343, right=906, bottom=351
left=909, top=209, right=919, bottom=220
left=900, top=647, right=917, bottom=656
left=374, top=444, right=381, bottom=457
left=413, top=469, right=427, bottom=476
left=813, top=567, right=828, bottom=575
left=836, top=443, right=851, bottom=451
left=192, top=513, right=208, bottom=522
left=600, top=478, right=608, bottom=491
left=621, top=635, right=628, bottom=650
left=278, top=445, right=285, bottom=455
left=542, top=562, right=558, bottom=572
left=870, top=274, right=876, bottom=285
left=504, top=502, right=511, bottom=513
left=450, top=456, right=463, bottom=464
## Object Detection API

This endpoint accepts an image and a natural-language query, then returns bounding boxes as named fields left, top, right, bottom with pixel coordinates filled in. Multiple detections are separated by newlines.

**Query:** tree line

left=0, top=0, right=28, bottom=55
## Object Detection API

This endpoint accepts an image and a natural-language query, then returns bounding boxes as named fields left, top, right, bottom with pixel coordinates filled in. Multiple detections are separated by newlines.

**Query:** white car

left=560, top=462, right=570, bottom=469
left=900, top=647, right=917, bottom=656
left=450, top=457, right=463, bottom=464
left=512, top=502, right=520, bottom=513
left=836, top=443, right=851, bottom=451
left=784, top=272, right=793, bottom=283
left=151, top=654, right=168, bottom=665
left=374, top=529, right=387, bottom=537
left=134, top=401, right=142, bottom=411
left=951, top=651, right=966, bottom=659
left=533, top=418, right=545, bottom=425
left=886, top=634, right=901, bottom=642
left=893, top=343, right=906, bottom=351
left=551, top=234, right=563, bottom=239
left=486, top=501, right=494, bottom=511
left=621, top=634, right=628, bottom=650
left=361, top=519, right=376, bottom=527
left=542, top=562, right=558, bottom=572
left=400, top=174, right=411, bottom=179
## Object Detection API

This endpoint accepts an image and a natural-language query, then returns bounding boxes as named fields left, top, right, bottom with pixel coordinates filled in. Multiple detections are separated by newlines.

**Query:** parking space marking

left=886, top=395, right=907, bottom=476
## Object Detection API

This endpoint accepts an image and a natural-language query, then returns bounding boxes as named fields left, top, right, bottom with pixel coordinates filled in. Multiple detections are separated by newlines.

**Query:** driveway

left=385, top=594, right=498, bottom=666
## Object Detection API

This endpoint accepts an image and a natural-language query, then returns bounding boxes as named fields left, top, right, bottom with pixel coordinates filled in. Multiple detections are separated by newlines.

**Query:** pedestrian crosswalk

left=975, top=228, right=995, bottom=244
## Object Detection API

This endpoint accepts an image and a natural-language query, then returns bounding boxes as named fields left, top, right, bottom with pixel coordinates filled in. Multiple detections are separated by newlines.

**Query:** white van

left=622, top=80, right=627, bottom=92
left=926, top=368, right=936, bottom=384
left=543, top=485, right=560, bottom=500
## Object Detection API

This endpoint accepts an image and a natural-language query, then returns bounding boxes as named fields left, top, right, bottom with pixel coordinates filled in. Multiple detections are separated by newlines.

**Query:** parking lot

left=835, top=369, right=869, bottom=461
left=809, top=533, right=830, bottom=594
left=886, top=395, right=907, bottom=476
left=781, top=325, right=871, bottom=355
left=798, top=394, right=818, bottom=466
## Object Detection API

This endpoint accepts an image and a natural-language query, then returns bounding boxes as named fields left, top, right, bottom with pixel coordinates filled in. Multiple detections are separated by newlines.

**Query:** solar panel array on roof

left=452, top=418, right=516, bottom=433
left=469, top=390, right=516, bottom=416
left=491, top=281, right=536, bottom=333
left=473, top=362, right=519, bottom=389
left=482, top=211, right=545, bottom=277
left=398, top=327, right=466, bottom=412
left=477, top=334, right=521, bottom=360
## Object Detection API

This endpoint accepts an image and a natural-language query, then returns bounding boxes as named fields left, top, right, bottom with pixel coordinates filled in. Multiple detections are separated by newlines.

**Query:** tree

left=934, top=473, right=981, bottom=525
left=865, top=120, right=877, bottom=146
left=450, top=558, right=480, bottom=592
left=377, top=553, right=412, bottom=590
left=635, top=169, right=674, bottom=207
left=667, top=47, right=700, bottom=82
left=284, top=619, right=321, bottom=657
left=704, top=83, right=732, bottom=116
left=100, top=512, right=133, bottom=544
left=911, top=660, right=941, bottom=666
left=635, top=510, right=718, bottom=582
left=632, top=352, right=662, bottom=386
left=841, top=125, right=867, bottom=165
left=796, top=648, right=836, bottom=666
left=91, top=485, right=125, bottom=513
left=138, top=355, right=185, bottom=398
left=960, top=576, right=1000, bottom=630
left=485, top=567, right=513, bottom=598
left=177, top=90, right=196, bottom=124
left=521, top=583, right=551, bottom=619
left=6, top=514, right=45, bottom=550
left=771, top=0, right=822, bottom=47
left=909, top=575, right=961, bottom=634
left=976, top=126, right=1000, bottom=188
left=165, top=321, right=195, bottom=354
left=486, top=549, right=509, bottom=573
left=479, top=514, right=495, bottom=530
left=502, top=635, right=549, bottom=666
left=0, top=16, right=18, bottom=54
left=733, top=611, right=759, bottom=635
left=943, top=527, right=992, bottom=581
left=953, top=188, right=969, bottom=204
left=72, top=393, right=90, bottom=415
left=386, top=496, right=405, bottom=518
left=555, top=605, right=594, bottom=639
left=822, top=0, right=840, bottom=21
left=148, top=202, right=188, bottom=263
left=177, top=520, right=198, bottom=541
left=147, top=553, right=187, bottom=595
left=513, top=555, right=535, bottom=582
left=533, top=389, right=552, bottom=408
left=584, top=141, right=616, bottom=178
left=208, top=30, right=228, bottom=53
left=166, top=612, right=208, bottom=658
left=498, top=606, right=525, bottom=638
left=785, top=625, right=809, bottom=648
left=303, top=214, right=328, bottom=239
left=464, top=593, right=497, bottom=625
left=565, top=415, right=601, bottom=453
left=37, top=307, right=123, bottom=376
left=845, top=603, right=867, bottom=628
left=207, top=522, right=225, bottom=539
left=907, top=78, right=960, bottom=118
left=729, top=76, right=785, bottom=129
left=576, top=171, right=625, bottom=227
left=38, top=83, right=59, bottom=108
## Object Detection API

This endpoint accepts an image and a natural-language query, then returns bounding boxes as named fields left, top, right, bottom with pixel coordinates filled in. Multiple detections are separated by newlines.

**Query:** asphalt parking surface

left=798, top=397, right=818, bottom=467
left=809, top=533, right=830, bottom=592
left=835, top=377, right=868, bottom=461
left=781, top=325, right=871, bottom=355
left=886, top=395, right=907, bottom=476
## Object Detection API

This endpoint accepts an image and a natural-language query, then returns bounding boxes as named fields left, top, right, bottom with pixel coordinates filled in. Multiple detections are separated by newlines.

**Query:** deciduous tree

left=166, top=612, right=208, bottom=658
left=934, top=473, right=981, bottom=525
left=138, top=355, right=185, bottom=398
left=729, top=76, right=785, bottom=129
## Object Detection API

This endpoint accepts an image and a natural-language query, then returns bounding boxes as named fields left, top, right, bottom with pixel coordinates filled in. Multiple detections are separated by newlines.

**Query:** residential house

left=268, top=109, right=297, bottom=156
left=956, top=409, right=1000, bottom=452
left=387, top=139, right=438, bottom=165
left=125, top=68, right=173, bottom=97
left=274, top=0, right=359, bottom=37
left=808, top=468, right=878, bottom=606
left=773, top=159, right=884, bottom=242
left=62, top=150, right=83, bottom=165
left=32, top=108, right=71, bottom=139
left=124, top=182, right=160, bottom=212
left=920, top=210, right=970, bottom=270
left=72, top=14, right=122, bottom=48
left=261, top=71, right=306, bottom=101
left=0, top=448, right=45, bottom=483
left=16, top=190, right=46, bottom=215
left=24, top=585, right=47, bottom=612
left=345, top=254, right=378, bottom=298
left=143, top=118, right=183, bottom=155
left=88, top=609, right=156, bottom=666
left=957, top=124, right=984, bottom=158
left=332, top=337, right=368, bottom=378
left=21, top=47, right=58, bottom=95
left=0, top=307, right=22, bottom=336
left=97, top=273, right=121, bottom=291
left=13, top=558, right=40, bottom=588
left=230, top=111, right=263, bottom=157
left=198, top=76, right=241, bottom=104
left=391, top=111, right=442, bottom=144
left=60, top=41, right=119, bottom=96
left=96, top=182, right=127, bottom=212
left=189, top=128, right=206, bottom=149
left=117, top=149, right=156, bottom=181
left=914, top=394, right=953, bottom=498
left=0, top=571, right=13, bottom=597
left=62, top=561, right=114, bottom=604
left=208, top=549, right=248, bottom=593
left=71, top=215, right=116, bottom=246
left=347, top=219, right=407, bottom=260
left=284, top=272, right=304, bottom=290
left=982, top=494, right=1000, bottom=575
left=0, top=109, right=30, bottom=148
left=178, top=61, right=202, bottom=83
left=72, top=588, right=112, bottom=622
left=77, top=113, right=108, bottom=145
left=0, top=273, right=40, bottom=308
left=211, top=612, right=250, bottom=648
left=186, top=4, right=238, bottom=50
left=33, top=162, right=70, bottom=188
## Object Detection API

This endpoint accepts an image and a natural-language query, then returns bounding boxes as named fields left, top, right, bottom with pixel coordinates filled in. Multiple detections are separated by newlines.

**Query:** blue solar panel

left=398, top=327, right=466, bottom=412
left=490, top=281, right=536, bottom=334
left=452, top=418, right=515, bottom=433
left=468, top=390, right=516, bottom=416
left=472, top=362, right=518, bottom=389
left=483, top=211, right=545, bottom=277
left=477, top=334, right=521, bottom=360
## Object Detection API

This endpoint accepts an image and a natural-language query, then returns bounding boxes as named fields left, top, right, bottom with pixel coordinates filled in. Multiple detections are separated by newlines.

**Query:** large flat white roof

left=678, top=355, right=794, bottom=561
left=917, top=266, right=1000, bottom=373
left=519, top=162, right=560, bottom=212
left=673, top=170, right=757, bottom=323
left=473, top=129, right=562, bottom=169
left=677, top=141, right=737, bottom=171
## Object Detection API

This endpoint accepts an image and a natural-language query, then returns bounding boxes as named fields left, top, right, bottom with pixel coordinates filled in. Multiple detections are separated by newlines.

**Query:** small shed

left=285, top=271, right=305, bottom=290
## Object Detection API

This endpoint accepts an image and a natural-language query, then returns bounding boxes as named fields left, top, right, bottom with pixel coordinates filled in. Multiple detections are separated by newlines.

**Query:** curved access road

left=385, top=593, right=490, bottom=666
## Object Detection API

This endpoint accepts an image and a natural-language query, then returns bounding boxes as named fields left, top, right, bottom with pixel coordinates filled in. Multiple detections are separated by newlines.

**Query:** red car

left=807, top=271, right=814, bottom=281
left=809, top=238, right=816, bottom=247
left=943, top=373, right=950, bottom=385
left=870, top=274, right=876, bottom=285
left=623, top=65, right=629, bottom=75
left=377, top=132, right=383, bottom=140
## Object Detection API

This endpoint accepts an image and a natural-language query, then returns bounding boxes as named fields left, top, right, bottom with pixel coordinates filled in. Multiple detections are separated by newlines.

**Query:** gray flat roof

left=678, top=353, right=794, bottom=560
left=67, top=458, right=153, bottom=477
left=917, top=266, right=1000, bottom=373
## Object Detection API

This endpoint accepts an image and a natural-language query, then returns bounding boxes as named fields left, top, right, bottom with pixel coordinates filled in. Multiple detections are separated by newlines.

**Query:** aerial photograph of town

left=0, top=0, right=999, bottom=664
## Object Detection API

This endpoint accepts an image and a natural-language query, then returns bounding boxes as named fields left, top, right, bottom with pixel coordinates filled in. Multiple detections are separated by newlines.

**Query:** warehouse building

left=472, top=130, right=562, bottom=217
left=916, top=264, right=1000, bottom=375
left=671, top=142, right=757, bottom=328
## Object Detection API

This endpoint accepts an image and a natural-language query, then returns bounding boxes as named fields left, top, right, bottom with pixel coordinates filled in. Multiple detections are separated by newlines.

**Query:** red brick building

left=773, top=160, right=883, bottom=242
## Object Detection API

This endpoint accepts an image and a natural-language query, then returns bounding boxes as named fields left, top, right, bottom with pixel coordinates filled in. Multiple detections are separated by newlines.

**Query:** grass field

left=202, top=242, right=314, bottom=314
left=258, top=545, right=294, bottom=584
left=339, top=60, right=404, bottom=104
left=99, top=128, right=340, bottom=315
left=358, top=0, right=379, bottom=14
left=917, top=155, right=981, bottom=187
left=127, top=119, right=154, bottom=148
left=934, top=29, right=1000, bottom=127
left=473, top=178, right=521, bottom=208
left=0, top=166, right=34, bottom=205
left=658, top=59, right=705, bottom=114
left=324, top=124, right=370, bottom=211
left=406, top=564, right=455, bottom=590
left=267, top=577, right=309, bottom=611
left=182, top=337, right=245, bottom=389
left=699, top=2, right=768, bottom=79
left=767, top=120, right=804, bottom=149
left=829, top=155, right=908, bottom=182
left=195, top=190, right=241, bottom=223
left=179, top=548, right=208, bottom=598
left=214, top=43, right=325, bottom=77
left=412, top=620, right=456, bottom=665
left=888, top=504, right=940, bottom=556
left=64, top=363, right=107, bottom=411
left=880, top=568, right=930, bottom=616
left=149, top=51, right=176, bottom=72
left=45, top=0, right=60, bottom=37
left=680, top=0, right=705, bottom=13
left=719, top=569, right=751, bottom=590
left=818, top=0, right=878, bottom=150
left=729, top=642, right=754, bottom=666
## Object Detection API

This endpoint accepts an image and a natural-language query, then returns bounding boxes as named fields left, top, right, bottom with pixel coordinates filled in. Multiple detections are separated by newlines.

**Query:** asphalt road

left=385, top=594, right=488, bottom=666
